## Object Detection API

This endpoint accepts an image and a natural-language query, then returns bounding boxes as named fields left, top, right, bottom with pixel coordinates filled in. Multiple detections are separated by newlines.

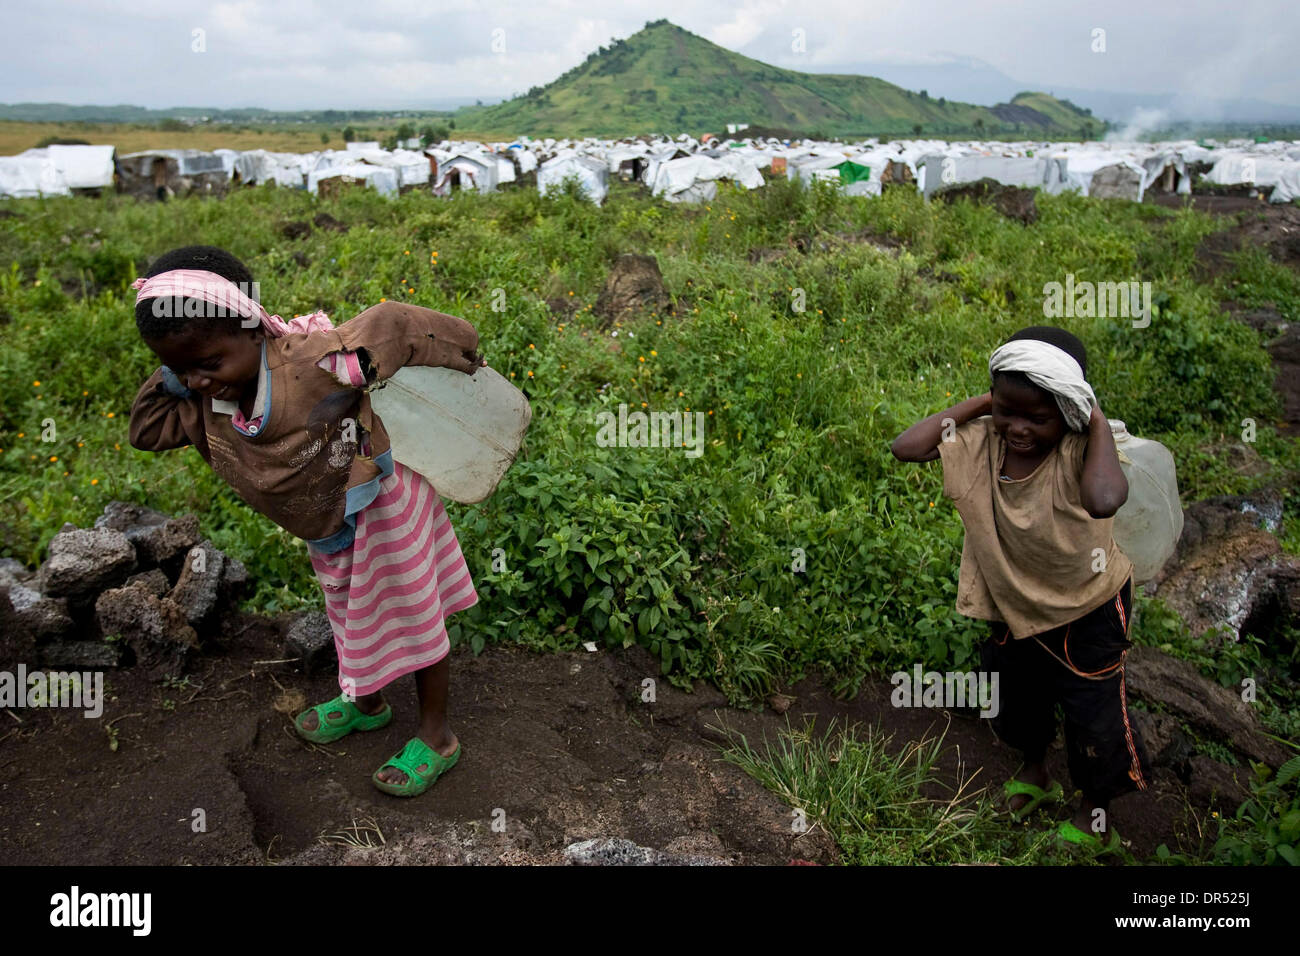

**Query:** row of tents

left=3, top=135, right=1298, bottom=206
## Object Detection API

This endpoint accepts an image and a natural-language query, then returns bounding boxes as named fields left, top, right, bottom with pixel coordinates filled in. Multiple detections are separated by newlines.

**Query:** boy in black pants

left=891, top=326, right=1149, bottom=850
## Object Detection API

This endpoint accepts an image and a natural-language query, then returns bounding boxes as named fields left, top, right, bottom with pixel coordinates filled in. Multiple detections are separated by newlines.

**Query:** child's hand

left=891, top=392, right=992, bottom=463
left=447, top=348, right=486, bottom=375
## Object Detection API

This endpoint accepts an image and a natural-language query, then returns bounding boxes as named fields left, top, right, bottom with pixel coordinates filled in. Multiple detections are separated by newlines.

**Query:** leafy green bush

left=1213, top=756, right=1300, bottom=865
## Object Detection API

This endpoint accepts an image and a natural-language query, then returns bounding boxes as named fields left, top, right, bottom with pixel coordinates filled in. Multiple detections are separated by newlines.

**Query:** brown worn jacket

left=129, top=301, right=479, bottom=550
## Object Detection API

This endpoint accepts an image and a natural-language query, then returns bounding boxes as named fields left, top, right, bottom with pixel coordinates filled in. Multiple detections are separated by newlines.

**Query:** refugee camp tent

left=1204, top=153, right=1300, bottom=203
left=0, top=154, right=70, bottom=198
left=117, top=149, right=230, bottom=199
left=1053, top=150, right=1145, bottom=200
left=641, top=146, right=691, bottom=188
left=712, top=153, right=765, bottom=190
left=307, top=162, right=398, bottom=197
left=46, top=145, right=116, bottom=191
left=725, top=145, right=774, bottom=172
left=649, top=155, right=761, bottom=203
left=606, top=145, right=651, bottom=181
left=433, top=152, right=498, bottom=196
left=787, top=154, right=879, bottom=197
left=344, top=148, right=431, bottom=190
left=491, top=153, right=517, bottom=185
left=212, top=148, right=240, bottom=179
left=1136, top=147, right=1192, bottom=196
left=917, top=153, right=1069, bottom=198
left=538, top=152, right=609, bottom=204
left=848, top=146, right=917, bottom=186
left=231, top=149, right=311, bottom=187
left=506, top=144, right=539, bottom=174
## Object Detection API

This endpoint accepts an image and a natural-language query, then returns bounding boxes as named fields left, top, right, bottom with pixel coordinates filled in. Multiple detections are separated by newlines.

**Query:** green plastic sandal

left=294, top=694, right=392, bottom=744
left=372, top=737, right=460, bottom=797
left=1056, top=820, right=1122, bottom=855
left=1002, top=779, right=1065, bottom=821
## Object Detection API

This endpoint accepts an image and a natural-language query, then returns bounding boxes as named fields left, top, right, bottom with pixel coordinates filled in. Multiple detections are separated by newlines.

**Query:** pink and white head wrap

left=131, top=269, right=333, bottom=338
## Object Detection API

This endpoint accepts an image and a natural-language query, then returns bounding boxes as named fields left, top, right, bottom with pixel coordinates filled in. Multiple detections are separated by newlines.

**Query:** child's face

left=991, top=375, right=1066, bottom=456
left=146, top=325, right=264, bottom=401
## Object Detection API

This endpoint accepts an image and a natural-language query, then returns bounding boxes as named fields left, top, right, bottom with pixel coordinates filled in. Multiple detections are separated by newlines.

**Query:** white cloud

left=709, top=1, right=789, bottom=50
left=0, top=0, right=1293, bottom=113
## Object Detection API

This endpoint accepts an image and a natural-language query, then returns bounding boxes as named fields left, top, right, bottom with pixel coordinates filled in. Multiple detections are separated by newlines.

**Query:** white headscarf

left=988, top=339, right=1096, bottom=432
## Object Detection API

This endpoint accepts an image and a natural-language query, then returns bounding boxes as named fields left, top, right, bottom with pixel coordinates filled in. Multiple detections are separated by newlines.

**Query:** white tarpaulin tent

left=712, top=153, right=764, bottom=190
left=492, top=153, right=517, bottom=184
left=46, top=145, right=115, bottom=189
left=1137, top=148, right=1192, bottom=196
left=346, top=148, right=430, bottom=188
left=1205, top=153, right=1300, bottom=203
left=433, top=152, right=498, bottom=195
left=233, top=149, right=311, bottom=187
left=213, top=148, right=240, bottom=178
left=0, top=154, right=70, bottom=198
left=650, top=154, right=762, bottom=202
left=119, top=149, right=229, bottom=178
left=1052, top=150, right=1146, bottom=200
left=918, top=154, right=1070, bottom=198
left=538, top=152, right=609, bottom=204
left=787, top=154, right=880, bottom=197
left=307, top=162, right=398, bottom=197
left=506, top=145, right=538, bottom=174
left=641, top=146, right=691, bottom=188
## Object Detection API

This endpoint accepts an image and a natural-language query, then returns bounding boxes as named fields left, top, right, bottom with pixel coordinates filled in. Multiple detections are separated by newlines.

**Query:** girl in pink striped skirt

left=129, top=245, right=484, bottom=798
left=305, top=459, right=480, bottom=796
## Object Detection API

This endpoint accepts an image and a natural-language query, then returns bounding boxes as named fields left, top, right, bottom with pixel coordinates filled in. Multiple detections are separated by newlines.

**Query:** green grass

left=713, top=716, right=1106, bottom=864
left=4, top=171, right=1298, bottom=866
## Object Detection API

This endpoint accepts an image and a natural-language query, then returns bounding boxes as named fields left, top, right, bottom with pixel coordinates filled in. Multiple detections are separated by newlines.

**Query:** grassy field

left=1, top=175, right=1297, bottom=863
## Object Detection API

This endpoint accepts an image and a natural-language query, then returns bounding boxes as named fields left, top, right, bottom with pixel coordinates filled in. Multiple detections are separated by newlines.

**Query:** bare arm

left=1079, top=404, right=1128, bottom=518
left=891, top=393, right=993, bottom=462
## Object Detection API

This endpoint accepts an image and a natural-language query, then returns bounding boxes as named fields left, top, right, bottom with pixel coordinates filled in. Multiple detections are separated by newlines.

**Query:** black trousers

left=980, top=578, right=1150, bottom=805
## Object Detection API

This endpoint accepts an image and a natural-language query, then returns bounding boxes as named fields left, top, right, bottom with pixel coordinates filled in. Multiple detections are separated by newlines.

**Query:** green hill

left=457, top=20, right=1103, bottom=139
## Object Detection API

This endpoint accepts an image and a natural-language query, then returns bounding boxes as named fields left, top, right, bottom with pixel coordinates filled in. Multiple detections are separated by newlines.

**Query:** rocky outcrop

left=1147, top=488, right=1300, bottom=650
left=1126, top=645, right=1289, bottom=766
left=282, top=611, right=337, bottom=675
left=0, top=502, right=247, bottom=675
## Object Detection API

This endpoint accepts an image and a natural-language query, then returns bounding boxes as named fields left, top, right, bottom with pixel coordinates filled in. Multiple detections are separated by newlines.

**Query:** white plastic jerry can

left=1108, top=419, right=1184, bottom=586
left=368, top=364, right=532, bottom=504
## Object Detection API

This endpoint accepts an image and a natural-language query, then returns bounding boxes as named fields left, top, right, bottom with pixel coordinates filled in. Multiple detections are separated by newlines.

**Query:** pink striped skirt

left=307, top=460, right=478, bottom=697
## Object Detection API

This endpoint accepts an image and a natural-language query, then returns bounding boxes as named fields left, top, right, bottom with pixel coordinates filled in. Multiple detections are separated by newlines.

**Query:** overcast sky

left=1, top=0, right=1294, bottom=110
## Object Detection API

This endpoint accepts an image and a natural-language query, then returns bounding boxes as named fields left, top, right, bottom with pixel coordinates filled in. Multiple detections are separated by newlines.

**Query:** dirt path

left=0, top=611, right=1208, bottom=865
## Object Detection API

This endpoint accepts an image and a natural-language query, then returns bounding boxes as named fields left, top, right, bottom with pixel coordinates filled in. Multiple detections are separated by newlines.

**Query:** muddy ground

left=0, top=609, right=1222, bottom=866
